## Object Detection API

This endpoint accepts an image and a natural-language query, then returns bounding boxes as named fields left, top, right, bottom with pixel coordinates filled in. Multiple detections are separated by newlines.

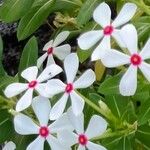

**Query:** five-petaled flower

left=45, top=53, right=96, bottom=120
left=14, top=96, right=73, bottom=150
left=101, top=24, right=150, bottom=96
left=78, top=2, right=137, bottom=61
left=4, top=65, right=62, bottom=111
left=37, top=31, right=71, bottom=68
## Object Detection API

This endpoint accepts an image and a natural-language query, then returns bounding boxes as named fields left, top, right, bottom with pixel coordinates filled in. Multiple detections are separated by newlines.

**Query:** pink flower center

left=28, top=80, right=38, bottom=88
left=78, top=134, right=88, bottom=146
left=65, top=83, right=73, bottom=93
left=103, top=25, right=114, bottom=35
left=47, top=47, right=53, bottom=55
left=39, top=126, right=49, bottom=138
left=130, top=54, right=142, bottom=66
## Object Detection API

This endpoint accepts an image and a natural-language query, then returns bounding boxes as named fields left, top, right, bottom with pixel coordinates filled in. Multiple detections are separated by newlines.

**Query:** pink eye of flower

left=130, top=54, right=142, bottom=66
left=39, top=126, right=49, bottom=138
left=65, top=83, right=73, bottom=93
left=28, top=80, right=38, bottom=88
left=78, top=134, right=88, bottom=146
left=47, top=47, right=53, bottom=55
left=103, top=25, right=114, bottom=35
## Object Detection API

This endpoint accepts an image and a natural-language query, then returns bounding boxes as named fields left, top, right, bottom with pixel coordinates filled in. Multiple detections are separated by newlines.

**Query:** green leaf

left=0, top=0, right=35, bottom=22
left=17, top=0, right=55, bottom=40
left=18, top=36, right=38, bottom=81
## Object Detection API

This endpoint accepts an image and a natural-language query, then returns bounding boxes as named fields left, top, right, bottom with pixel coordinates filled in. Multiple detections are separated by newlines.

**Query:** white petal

left=54, top=44, right=71, bottom=60
left=16, top=89, right=33, bottom=112
left=46, top=79, right=66, bottom=96
left=74, top=69, right=95, bottom=89
left=46, top=55, right=55, bottom=66
left=37, top=64, right=62, bottom=82
left=32, top=96, right=51, bottom=126
left=78, top=145, right=86, bottom=150
left=85, top=115, right=107, bottom=139
left=78, top=31, right=103, bottom=50
left=101, top=49, right=130, bottom=67
left=37, top=53, right=48, bottom=68
left=3, top=142, right=16, bottom=150
left=27, top=136, right=45, bottom=150
left=119, top=65, right=137, bottom=96
left=53, top=31, right=70, bottom=47
left=64, top=53, right=79, bottom=83
left=70, top=91, right=85, bottom=116
left=67, top=108, right=84, bottom=134
left=4, top=83, right=28, bottom=98
left=112, top=3, right=137, bottom=27
left=87, top=142, right=107, bottom=150
left=91, top=36, right=110, bottom=61
left=14, top=113, right=39, bottom=135
left=139, top=62, right=150, bottom=82
left=93, top=2, right=111, bottom=27
left=35, top=83, right=48, bottom=97
left=120, top=24, right=138, bottom=54
left=140, top=38, right=150, bottom=60
left=43, top=40, right=53, bottom=51
left=21, top=66, right=38, bottom=82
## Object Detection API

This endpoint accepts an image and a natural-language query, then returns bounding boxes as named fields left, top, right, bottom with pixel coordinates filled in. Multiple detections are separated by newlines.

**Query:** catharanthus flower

left=3, top=141, right=16, bottom=150
left=58, top=108, right=107, bottom=150
left=37, top=31, right=71, bottom=68
left=78, top=2, right=137, bottom=61
left=4, top=65, right=62, bottom=111
left=46, top=53, right=96, bottom=120
left=14, top=96, right=73, bottom=150
left=101, top=24, right=150, bottom=96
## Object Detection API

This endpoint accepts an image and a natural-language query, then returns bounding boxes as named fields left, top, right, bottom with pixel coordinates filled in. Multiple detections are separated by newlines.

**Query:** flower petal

left=74, top=69, right=95, bottom=89
left=43, top=40, right=53, bottom=51
left=47, top=55, right=55, bottom=66
left=4, top=83, right=28, bottom=98
left=119, top=65, right=137, bottom=96
left=112, top=3, right=137, bottom=27
left=120, top=24, right=138, bottom=54
left=37, top=64, right=62, bottom=82
left=32, top=96, right=51, bottom=126
left=85, top=115, right=107, bottom=139
left=139, top=62, right=150, bottom=82
left=27, top=136, right=45, bottom=150
left=140, top=38, right=150, bottom=60
left=87, top=141, right=107, bottom=150
left=64, top=53, right=79, bottom=83
left=53, top=31, right=70, bottom=47
left=93, top=2, right=111, bottom=27
left=70, top=91, right=85, bottom=116
left=101, top=49, right=130, bottom=67
left=14, top=113, right=39, bottom=135
left=16, top=89, right=33, bottom=112
left=35, top=83, right=48, bottom=97
left=78, top=145, right=86, bottom=150
left=49, top=93, right=68, bottom=120
left=78, top=31, right=103, bottom=50
left=54, top=44, right=71, bottom=60
left=37, top=53, right=48, bottom=68
left=3, top=142, right=16, bottom=150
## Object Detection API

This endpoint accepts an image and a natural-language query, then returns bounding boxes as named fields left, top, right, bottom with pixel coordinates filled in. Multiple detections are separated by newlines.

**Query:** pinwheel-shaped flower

left=78, top=2, right=137, bottom=61
left=4, top=65, right=62, bottom=111
left=3, top=141, right=16, bottom=150
left=14, top=96, right=73, bottom=150
left=101, top=24, right=150, bottom=96
left=58, top=108, right=107, bottom=150
left=37, top=31, right=71, bottom=67
left=46, top=53, right=96, bottom=120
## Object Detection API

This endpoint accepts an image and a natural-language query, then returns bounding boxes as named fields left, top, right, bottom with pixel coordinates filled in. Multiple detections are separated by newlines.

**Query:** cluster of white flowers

left=4, top=2, right=150, bottom=150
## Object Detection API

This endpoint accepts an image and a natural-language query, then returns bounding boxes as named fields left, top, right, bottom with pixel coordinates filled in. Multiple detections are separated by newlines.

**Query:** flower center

left=130, top=54, right=142, bottom=66
left=47, top=47, right=53, bottom=55
left=78, top=134, right=88, bottom=146
left=65, top=83, right=73, bottom=93
left=39, top=126, right=49, bottom=138
left=103, top=25, right=114, bottom=35
left=28, top=80, right=38, bottom=88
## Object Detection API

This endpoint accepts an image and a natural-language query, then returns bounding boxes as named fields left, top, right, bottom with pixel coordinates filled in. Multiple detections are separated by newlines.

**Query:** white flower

left=78, top=2, right=137, bottom=61
left=46, top=53, right=96, bottom=120
left=101, top=24, right=150, bottom=96
left=4, top=65, right=62, bottom=111
left=3, top=141, right=16, bottom=150
left=37, top=31, right=71, bottom=68
left=14, top=96, right=73, bottom=150
left=58, top=108, right=107, bottom=150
